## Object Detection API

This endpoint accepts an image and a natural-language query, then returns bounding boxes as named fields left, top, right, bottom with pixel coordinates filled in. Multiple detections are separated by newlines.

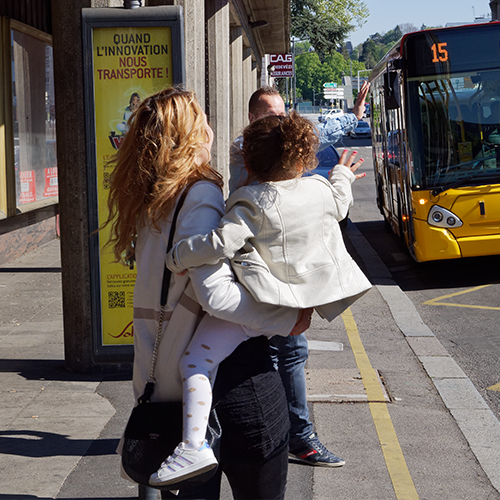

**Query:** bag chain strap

left=140, top=187, right=190, bottom=401
left=147, top=306, right=166, bottom=384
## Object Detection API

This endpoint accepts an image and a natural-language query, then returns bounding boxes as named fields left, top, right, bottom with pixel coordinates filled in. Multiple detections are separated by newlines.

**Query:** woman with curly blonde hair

left=161, top=111, right=372, bottom=487
left=106, top=87, right=222, bottom=263
left=105, top=88, right=310, bottom=499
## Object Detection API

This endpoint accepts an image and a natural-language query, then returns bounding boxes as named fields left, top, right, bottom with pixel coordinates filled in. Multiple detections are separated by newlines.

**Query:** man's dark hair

left=248, top=86, right=281, bottom=114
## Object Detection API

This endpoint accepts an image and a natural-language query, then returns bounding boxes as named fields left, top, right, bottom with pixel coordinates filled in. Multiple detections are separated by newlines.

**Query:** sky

left=348, top=0, right=492, bottom=47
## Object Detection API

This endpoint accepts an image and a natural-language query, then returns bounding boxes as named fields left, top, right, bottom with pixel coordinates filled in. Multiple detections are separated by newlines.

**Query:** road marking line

left=342, top=309, right=419, bottom=500
left=487, top=383, right=500, bottom=392
left=423, top=285, right=500, bottom=310
left=424, top=303, right=500, bottom=311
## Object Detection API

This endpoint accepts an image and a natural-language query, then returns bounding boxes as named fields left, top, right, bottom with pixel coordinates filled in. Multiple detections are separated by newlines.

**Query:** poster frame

left=82, top=6, right=185, bottom=364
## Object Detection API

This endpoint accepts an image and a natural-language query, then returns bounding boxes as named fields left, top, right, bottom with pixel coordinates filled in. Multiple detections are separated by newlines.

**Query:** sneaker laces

left=308, top=433, right=330, bottom=455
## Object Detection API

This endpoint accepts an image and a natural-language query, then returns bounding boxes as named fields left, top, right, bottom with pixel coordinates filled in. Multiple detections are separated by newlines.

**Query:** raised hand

left=337, top=149, right=366, bottom=180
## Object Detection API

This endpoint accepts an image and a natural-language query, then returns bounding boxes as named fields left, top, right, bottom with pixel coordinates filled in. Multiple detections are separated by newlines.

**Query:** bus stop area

left=1, top=223, right=500, bottom=500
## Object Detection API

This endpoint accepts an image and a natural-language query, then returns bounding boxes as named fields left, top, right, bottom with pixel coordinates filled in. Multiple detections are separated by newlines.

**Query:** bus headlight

left=432, top=212, right=443, bottom=223
left=428, top=206, right=463, bottom=228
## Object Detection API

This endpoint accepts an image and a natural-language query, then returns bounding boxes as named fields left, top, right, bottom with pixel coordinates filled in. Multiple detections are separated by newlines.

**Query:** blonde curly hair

left=241, top=111, right=319, bottom=183
left=103, top=87, right=222, bottom=264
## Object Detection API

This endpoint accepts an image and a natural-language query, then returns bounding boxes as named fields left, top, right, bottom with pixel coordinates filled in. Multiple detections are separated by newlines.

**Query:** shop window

left=11, top=22, right=57, bottom=211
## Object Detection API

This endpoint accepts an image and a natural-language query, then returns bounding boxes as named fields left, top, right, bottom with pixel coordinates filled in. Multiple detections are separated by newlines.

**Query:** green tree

left=359, top=25, right=402, bottom=67
left=294, top=50, right=366, bottom=103
left=360, top=38, right=379, bottom=68
left=292, top=0, right=369, bottom=56
left=294, top=40, right=314, bottom=56
left=295, top=51, right=324, bottom=101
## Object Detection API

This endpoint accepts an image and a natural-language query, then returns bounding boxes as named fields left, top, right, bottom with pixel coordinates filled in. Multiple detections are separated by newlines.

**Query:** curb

left=345, top=220, right=500, bottom=493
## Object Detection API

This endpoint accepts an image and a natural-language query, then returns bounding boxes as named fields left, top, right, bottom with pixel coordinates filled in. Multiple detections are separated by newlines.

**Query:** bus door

left=382, top=102, right=402, bottom=230
left=379, top=90, right=396, bottom=222
left=386, top=70, right=409, bottom=240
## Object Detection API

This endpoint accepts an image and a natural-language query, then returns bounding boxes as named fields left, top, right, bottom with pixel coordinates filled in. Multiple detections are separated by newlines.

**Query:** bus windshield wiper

left=431, top=171, right=500, bottom=196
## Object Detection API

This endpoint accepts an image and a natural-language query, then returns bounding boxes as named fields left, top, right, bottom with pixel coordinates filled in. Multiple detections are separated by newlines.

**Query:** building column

left=52, top=0, right=94, bottom=372
left=206, top=0, right=230, bottom=194
left=242, top=46, right=253, bottom=121
left=230, top=26, right=243, bottom=142
left=252, top=59, right=259, bottom=94
left=176, top=0, right=205, bottom=107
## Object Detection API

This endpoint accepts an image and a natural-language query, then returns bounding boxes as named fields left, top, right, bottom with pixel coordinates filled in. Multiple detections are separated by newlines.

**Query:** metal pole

left=357, top=69, right=371, bottom=92
left=286, top=78, right=289, bottom=109
left=123, top=0, right=142, bottom=8
left=138, top=484, right=157, bottom=499
left=491, top=0, right=500, bottom=21
left=292, top=38, right=296, bottom=111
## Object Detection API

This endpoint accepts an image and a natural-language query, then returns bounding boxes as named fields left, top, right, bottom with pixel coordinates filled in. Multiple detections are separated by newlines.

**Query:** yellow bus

left=369, top=22, right=500, bottom=262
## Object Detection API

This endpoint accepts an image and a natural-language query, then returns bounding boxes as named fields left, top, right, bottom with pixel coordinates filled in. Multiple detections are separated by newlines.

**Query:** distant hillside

left=353, top=23, right=439, bottom=68
left=356, top=25, right=403, bottom=68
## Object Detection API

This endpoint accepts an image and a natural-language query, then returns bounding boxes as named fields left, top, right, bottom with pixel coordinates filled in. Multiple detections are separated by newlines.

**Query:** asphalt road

left=338, top=133, right=500, bottom=425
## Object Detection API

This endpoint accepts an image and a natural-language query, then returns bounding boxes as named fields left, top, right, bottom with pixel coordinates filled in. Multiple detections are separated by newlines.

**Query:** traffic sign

left=269, top=53, right=294, bottom=77
left=323, top=88, right=344, bottom=99
left=323, top=82, right=337, bottom=88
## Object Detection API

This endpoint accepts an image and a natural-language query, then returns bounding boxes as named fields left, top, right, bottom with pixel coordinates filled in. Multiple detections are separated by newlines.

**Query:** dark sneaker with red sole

left=289, top=432, right=345, bottom=467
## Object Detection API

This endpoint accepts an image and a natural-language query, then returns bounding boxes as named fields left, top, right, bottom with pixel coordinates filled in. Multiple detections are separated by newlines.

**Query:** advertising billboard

left=82, top=7, right=185, bottom=363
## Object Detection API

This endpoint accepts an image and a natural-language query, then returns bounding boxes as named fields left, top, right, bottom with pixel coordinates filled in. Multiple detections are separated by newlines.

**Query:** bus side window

left=384, top=71, right=401, bottom=109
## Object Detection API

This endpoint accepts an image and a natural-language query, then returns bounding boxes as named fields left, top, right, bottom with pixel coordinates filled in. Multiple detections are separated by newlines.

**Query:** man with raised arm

left=228, top=82, right=370, bottom=467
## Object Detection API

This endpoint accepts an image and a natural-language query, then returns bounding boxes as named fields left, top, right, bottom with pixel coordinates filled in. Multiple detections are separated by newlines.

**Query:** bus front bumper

left=413, top=219, right=500, bottom=261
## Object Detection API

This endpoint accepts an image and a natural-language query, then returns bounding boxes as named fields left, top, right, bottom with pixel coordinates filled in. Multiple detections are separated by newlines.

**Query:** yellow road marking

left=342, top=309, right=419, bottom=500
left=423, top=285, right=500, bottom=310
left=487, top=383, right=500, bottom=392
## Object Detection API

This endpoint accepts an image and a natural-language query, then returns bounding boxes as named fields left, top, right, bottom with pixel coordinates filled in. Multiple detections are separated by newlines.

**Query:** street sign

left=323, top=82, right=337, bottom=88
left=269, top=53, right=294, bottom=77
left=323, top=87, right=345, bottom=99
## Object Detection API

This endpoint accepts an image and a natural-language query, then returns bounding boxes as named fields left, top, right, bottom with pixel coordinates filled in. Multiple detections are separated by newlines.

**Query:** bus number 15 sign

left=431, top=42, right=448, bottom=63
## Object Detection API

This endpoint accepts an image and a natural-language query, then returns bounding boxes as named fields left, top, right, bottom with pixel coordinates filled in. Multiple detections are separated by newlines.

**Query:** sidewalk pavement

left=1, top=225, right=500, bottom=500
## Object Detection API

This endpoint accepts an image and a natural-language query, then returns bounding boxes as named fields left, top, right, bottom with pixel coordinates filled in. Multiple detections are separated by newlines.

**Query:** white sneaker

left=149, top=441, right=217, bottom=487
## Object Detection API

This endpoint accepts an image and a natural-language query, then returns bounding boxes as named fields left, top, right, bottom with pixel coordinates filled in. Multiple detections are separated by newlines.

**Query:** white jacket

left=167, top=167, right=371, bottom=321
left=132, top=181, right=299, bottom=403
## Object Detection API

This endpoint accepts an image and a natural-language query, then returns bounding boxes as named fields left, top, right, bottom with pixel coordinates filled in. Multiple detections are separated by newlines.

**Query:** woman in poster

left=116, top=92, right=141, bottom=134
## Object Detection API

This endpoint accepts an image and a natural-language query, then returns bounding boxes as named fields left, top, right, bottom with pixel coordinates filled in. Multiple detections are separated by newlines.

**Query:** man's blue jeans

left=270, top=333, right=313, bottom=445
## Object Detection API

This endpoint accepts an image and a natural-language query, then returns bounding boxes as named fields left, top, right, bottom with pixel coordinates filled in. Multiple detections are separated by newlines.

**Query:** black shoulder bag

left=121, top=188, right=221, bottom=491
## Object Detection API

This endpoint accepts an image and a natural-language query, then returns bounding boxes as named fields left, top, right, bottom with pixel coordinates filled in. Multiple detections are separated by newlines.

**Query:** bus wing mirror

left=384, top=71, right=401, bottom=109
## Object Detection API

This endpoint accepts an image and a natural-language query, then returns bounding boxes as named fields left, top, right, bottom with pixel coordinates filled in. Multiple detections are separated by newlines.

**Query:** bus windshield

left=407, top=69, right=500, bottom=190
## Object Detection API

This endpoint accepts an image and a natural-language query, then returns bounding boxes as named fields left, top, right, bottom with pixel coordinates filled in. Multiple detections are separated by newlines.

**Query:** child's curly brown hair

left=241, top=111, right=319, bottom=183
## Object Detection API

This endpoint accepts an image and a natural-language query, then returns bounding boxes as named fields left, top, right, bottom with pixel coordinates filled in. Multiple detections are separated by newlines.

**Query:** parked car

left=351, top=120, right=371, bottom=138
left=310, top=144, right=340, bottom=178
left=318, top=108, right=343, bottom=123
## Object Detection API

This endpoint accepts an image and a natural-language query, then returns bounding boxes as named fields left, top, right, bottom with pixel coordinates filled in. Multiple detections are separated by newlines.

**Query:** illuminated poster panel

left=93, top=26, right=172, bottom=347
left=82, top=7, right=185, bottom=363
